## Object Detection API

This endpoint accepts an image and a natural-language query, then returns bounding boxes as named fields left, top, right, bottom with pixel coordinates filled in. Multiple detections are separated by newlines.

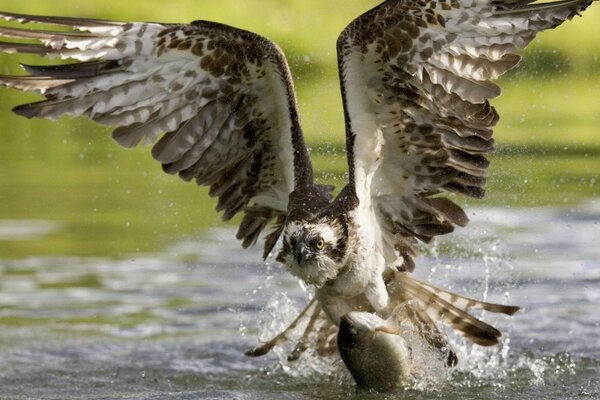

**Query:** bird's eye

left=315, top=239, right=325, bottom=250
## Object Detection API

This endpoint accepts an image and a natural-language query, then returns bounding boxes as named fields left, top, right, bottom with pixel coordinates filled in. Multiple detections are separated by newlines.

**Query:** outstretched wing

left=0, top=11, right=314, bottom=257
left=337, top=0, right=593, bottom=270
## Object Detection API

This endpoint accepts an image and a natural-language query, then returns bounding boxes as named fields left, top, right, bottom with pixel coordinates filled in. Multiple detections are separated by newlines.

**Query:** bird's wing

left=337, top=0, right=593, bottom=270
left=0, top=11, right=314, bottom=257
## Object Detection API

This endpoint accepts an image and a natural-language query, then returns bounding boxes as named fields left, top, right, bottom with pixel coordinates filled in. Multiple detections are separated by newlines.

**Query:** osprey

left=0, top=0, right=593, bottom=365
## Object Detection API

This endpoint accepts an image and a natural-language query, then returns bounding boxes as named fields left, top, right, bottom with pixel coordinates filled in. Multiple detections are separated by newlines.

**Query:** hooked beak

left=294, top=242, right=311, bottom=265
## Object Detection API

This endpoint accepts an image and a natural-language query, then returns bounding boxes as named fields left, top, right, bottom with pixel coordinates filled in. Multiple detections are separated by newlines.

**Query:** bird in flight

left=0, top=0, right=594, bottom=368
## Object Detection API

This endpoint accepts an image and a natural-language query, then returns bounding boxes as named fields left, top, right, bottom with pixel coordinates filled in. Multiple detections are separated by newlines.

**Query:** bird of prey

left=0, top=0, right=594, bottom=367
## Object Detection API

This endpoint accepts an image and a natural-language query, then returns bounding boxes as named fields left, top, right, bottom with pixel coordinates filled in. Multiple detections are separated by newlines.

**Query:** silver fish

left=337, top=311, right=412, bottom=392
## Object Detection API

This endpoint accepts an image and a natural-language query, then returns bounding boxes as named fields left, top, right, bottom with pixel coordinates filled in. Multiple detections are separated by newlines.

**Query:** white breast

left=315, top=206, right=390, bottom=323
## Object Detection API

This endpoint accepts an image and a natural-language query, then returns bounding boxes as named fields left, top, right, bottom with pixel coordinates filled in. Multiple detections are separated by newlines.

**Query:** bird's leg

left=287, top=303, right=323, bottom=361
left=364, top=274, right=390, bottom=312
left=245, top=298, right=317, bottom=357
left=391, top=301, right=458, bottom=367
left=316, top=319, right=338, bottom=357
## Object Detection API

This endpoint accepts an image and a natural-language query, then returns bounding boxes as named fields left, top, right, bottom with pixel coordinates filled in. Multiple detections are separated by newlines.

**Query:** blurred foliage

left=0, top=0, right=598, bottom=257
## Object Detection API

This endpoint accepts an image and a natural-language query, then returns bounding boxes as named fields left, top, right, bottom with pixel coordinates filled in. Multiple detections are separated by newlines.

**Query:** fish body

left=337, top=311, right=411, bottom=392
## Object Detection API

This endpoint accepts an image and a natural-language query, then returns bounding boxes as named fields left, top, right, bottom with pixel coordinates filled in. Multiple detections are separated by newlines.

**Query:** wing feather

left=337, top=0, right=593, bottom=269
left=388, top=272, right=519, bottom=346
left=0, top=11, right=314, bottom=256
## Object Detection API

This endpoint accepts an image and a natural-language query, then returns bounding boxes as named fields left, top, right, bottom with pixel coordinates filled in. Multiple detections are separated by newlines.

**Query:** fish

left=337, top=311, right=412, bottom=393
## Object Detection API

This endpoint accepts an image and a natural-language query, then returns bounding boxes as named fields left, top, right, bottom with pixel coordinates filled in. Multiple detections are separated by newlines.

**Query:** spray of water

left=242, top=212, right=582, bottom=393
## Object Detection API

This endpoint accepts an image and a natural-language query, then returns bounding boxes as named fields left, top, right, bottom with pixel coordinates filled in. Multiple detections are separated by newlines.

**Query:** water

left=0, top=203, right=599, bottom=399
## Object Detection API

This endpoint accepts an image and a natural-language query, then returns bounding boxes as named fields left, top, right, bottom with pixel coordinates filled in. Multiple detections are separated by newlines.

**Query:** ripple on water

left=0, top=205, right=599, bottom=398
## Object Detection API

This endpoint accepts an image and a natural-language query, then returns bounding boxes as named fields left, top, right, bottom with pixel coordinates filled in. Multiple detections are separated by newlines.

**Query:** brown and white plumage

left=337, top=0, right=594, bottom=271
left=0, top=11, right=315, bottom=256
left=0, top=0, right=594, bottom=367
left=387, top=271, right=519, bottom=346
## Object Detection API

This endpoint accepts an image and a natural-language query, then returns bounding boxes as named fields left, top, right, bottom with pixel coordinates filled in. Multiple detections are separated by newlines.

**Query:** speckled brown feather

left=337, top=0, right=594, bottom=268
left=387, top=271, right=519, bottom=346
left=0, top=12, right=314, bottom=257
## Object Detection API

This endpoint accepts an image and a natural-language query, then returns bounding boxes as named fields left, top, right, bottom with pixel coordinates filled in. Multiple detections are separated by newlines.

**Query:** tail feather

left=400, top=277, right=502, bottom=346
left=389, top=272, right=519, bottom=347
left=404, top=274, right=520, bottom=316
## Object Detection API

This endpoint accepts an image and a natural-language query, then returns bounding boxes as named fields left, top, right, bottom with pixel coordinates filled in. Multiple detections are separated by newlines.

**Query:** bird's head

left=277, top=218, right=347, bottom=287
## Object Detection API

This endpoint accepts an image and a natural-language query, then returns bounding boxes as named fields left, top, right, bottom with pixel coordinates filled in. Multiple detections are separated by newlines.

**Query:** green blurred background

left=0, top=0, right=598, bottom=258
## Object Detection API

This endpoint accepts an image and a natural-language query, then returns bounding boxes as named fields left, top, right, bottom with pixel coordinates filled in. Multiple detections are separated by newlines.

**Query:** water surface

left=0, top=204, right=599, bottom=399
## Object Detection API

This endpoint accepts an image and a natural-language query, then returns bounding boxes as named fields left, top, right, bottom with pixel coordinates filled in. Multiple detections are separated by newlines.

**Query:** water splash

left=513, top=351, right=577, bottom=387
left=242, top=289, right=352, bottom=392
left=1, top=204, right=599, bottom=399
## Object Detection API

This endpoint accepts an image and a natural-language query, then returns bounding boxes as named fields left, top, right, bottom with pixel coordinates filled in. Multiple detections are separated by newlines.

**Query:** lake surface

left=0, top=203, right=599, bottom=399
